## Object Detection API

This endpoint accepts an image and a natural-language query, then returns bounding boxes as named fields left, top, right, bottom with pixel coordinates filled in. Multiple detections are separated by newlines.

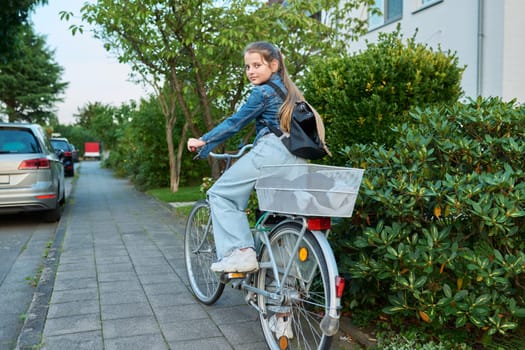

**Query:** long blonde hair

left=244, top=42, right=330, bottom=155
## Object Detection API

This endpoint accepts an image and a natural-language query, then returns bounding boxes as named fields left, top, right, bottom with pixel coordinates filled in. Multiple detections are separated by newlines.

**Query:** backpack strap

left=266, top=81, right=287, bottom=100
left=265, top=81, right=287, bottom=137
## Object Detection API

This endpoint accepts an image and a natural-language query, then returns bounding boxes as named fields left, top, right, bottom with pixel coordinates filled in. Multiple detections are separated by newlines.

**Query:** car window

left=0, top=129, right=40, bottom=154
left=51, top=140, right=71, bottom=151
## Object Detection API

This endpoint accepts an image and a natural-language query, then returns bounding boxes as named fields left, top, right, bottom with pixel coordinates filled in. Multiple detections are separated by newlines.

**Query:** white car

left=0, top=123, right=66, bottom=222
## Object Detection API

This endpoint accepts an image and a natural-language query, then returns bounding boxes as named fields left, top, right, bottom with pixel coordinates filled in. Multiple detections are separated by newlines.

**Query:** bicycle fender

left=310, top=230, right=341, bottom=336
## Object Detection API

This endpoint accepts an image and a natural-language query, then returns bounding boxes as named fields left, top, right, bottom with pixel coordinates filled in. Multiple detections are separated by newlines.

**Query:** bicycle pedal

left=226, top=272, right=246, bottom=279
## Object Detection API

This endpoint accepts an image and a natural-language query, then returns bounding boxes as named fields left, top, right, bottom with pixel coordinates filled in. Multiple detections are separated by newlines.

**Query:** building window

left=369, top=0, right=403, bottom=30
left=413, top=0, right=442, bottom=14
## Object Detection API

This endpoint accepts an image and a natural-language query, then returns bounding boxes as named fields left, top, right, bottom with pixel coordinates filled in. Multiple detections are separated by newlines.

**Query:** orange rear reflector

left=298, top=247, right=309, bottom=262
left=278, top=335, right=288, bottom=350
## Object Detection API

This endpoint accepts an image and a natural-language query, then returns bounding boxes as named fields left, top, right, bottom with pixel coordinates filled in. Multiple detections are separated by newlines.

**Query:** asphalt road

left=0, top=169, right=75, bottom=350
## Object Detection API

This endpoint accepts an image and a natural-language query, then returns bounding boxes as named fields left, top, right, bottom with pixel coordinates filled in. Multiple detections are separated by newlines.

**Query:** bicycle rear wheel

left=184, top=199, right=224, bottom=304
left=256, top=222, right=334, bottom=350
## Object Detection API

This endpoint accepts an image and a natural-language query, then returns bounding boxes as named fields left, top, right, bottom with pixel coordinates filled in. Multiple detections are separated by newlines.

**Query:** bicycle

left=184, top=144, right=364, bottom=350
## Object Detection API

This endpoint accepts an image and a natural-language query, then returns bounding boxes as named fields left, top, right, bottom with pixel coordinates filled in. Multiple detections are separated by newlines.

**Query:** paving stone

left=207, top=305, right=259, bottom=325
left=41, top=330, right=103, bottom=350
left=98, top=279, right=142, bottom=294
left=96, top=262, right=136, bottom=274
left=142, top=281, right=188, bottom=296
left=97, top=271, right=138, bottom=283
left=50, top=287, right=98, bottom=304
left=138, top=273, right=180, bottom=284
left=148, top=292, right=196, bottom=308
left=55, top=269, right=97, bottom=280
left=43, top=314, right=100, bottom=337
left=47, top=299, right=99, bottom=319
left=218, top=320, right=266, bottom=346
left=95, top=256, right=131, bottom=265
left=232, top=341, right=269, bottom=350
left=99, top=290, right=148, bottom=305
left=134, top=264, right=174, bottom=275
left=153, top=304, right=208, bottom=324
left=57, top=255, right=93, bottom=265
left=101, top=302, right=154, bottom=321
left=160, top=318, right=222, bottom=342
left=52, top=277, right=98, bottom=291
left=168, top=337, right=234, bottom=350
left=102, top=316, right=160, bottom=338
left=105, top=333, right=168, bottom=350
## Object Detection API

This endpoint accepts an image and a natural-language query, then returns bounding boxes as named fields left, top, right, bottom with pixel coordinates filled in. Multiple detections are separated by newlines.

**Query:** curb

left=15, top=204, right=70, bottom=349
left=339, top=317, right=378, bottom=349
left=15, top=172, right=78, bottom=350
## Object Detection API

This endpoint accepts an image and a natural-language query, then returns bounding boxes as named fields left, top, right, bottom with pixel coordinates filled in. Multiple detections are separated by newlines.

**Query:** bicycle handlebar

left=209, top=144, right=253, bottom=160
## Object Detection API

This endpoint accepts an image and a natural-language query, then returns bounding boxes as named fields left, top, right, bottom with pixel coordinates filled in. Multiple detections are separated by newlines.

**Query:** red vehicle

left=84, top=142, right=101, bottom=160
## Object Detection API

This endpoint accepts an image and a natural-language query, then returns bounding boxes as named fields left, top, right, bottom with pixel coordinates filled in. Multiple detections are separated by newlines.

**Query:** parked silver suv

left=0, top=123, right=66, bottom=222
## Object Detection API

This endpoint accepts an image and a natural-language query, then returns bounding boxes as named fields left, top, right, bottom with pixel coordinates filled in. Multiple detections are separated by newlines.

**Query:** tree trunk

left=175, top=122, right=189, bottom=189
left=165, top=119, right=179, bottom=192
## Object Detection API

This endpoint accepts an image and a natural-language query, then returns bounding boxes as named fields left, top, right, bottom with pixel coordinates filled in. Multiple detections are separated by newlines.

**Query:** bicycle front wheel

left=184, top=199, right=224, bottom=304
left=256, top=222, right=334, bottom=350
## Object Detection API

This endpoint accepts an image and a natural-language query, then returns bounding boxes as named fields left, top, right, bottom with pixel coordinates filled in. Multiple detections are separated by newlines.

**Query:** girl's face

left=244, top=52, right=279, bottom=85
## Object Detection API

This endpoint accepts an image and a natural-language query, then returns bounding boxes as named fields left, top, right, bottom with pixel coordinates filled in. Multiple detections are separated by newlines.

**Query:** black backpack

left=266, top=82, right=329, bottom=160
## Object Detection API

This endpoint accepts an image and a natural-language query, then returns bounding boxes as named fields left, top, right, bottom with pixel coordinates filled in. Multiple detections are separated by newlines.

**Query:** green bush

left=302, top=28, right=464, bottom=163
left=335, top=97, right=525, bottom=343
left=104, top=96, right=208, bottom=190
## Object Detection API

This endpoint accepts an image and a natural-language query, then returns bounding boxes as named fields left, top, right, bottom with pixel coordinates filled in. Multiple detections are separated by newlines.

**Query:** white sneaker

left=269, top=314, right=294, bottom=339
left=210, top=248, right=259, bottom=273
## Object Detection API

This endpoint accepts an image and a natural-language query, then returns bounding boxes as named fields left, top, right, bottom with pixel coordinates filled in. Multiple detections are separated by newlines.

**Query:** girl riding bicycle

left=187, top=41, right=325, bottom=274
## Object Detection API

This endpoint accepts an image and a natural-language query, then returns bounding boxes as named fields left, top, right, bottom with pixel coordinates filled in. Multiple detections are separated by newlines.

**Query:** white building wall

left=344, top=0, right=525, bottom=102
left=500, top=0, right=525, bottom=102
left=482, top=0, right=504, bottom=99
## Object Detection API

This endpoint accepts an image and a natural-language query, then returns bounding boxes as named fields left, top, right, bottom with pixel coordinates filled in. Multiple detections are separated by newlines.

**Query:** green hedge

left=302, top=28, right=464, bottom=163
left=335, top=97, right=525, bottom=341
left=104, top=96, right=207, bottom=190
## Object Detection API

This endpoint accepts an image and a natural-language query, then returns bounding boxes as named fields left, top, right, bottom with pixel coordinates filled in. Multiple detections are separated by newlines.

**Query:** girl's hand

left=187, top=138, right=206, bottom=152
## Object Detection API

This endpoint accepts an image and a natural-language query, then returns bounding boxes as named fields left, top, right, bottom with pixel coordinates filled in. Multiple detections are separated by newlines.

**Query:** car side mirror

left=55, top=149, right=64, bottom=159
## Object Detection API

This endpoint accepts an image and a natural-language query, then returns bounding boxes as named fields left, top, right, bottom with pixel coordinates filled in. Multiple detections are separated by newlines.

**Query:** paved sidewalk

left=17, top=162, right=267, bottom=350
left=17, top=161, right=367, bottom=350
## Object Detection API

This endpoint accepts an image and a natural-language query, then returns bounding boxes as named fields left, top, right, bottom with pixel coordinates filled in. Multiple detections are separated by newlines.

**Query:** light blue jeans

left=207, top=133, right=306, bottom=259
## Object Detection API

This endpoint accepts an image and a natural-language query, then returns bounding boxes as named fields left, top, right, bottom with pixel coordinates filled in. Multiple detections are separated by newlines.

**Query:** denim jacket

left=198, top=73, right=286, bottom=158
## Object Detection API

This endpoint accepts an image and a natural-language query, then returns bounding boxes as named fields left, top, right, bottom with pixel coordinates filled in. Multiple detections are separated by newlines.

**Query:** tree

left=74, top=101, right=136, bottom=150
left=0, top=25, right=68, bottom=124
left=0, top=0, right=47, bottom=61
left=67, top=0, right=373, bottom=191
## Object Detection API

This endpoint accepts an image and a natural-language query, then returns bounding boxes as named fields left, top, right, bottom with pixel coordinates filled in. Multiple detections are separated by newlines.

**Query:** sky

left=31, top=0, right=149, bottom=125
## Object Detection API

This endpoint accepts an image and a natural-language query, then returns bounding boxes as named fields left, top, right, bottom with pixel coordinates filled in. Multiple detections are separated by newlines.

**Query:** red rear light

left=307, top=217, right=331, bottom=230
left=19, top=158, right=51, bottom=169
left=64, top=151, right=72, bottom=157
left=36, top=194, right=57, bottom=199
left=336, top=276, right=345, bottom=298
